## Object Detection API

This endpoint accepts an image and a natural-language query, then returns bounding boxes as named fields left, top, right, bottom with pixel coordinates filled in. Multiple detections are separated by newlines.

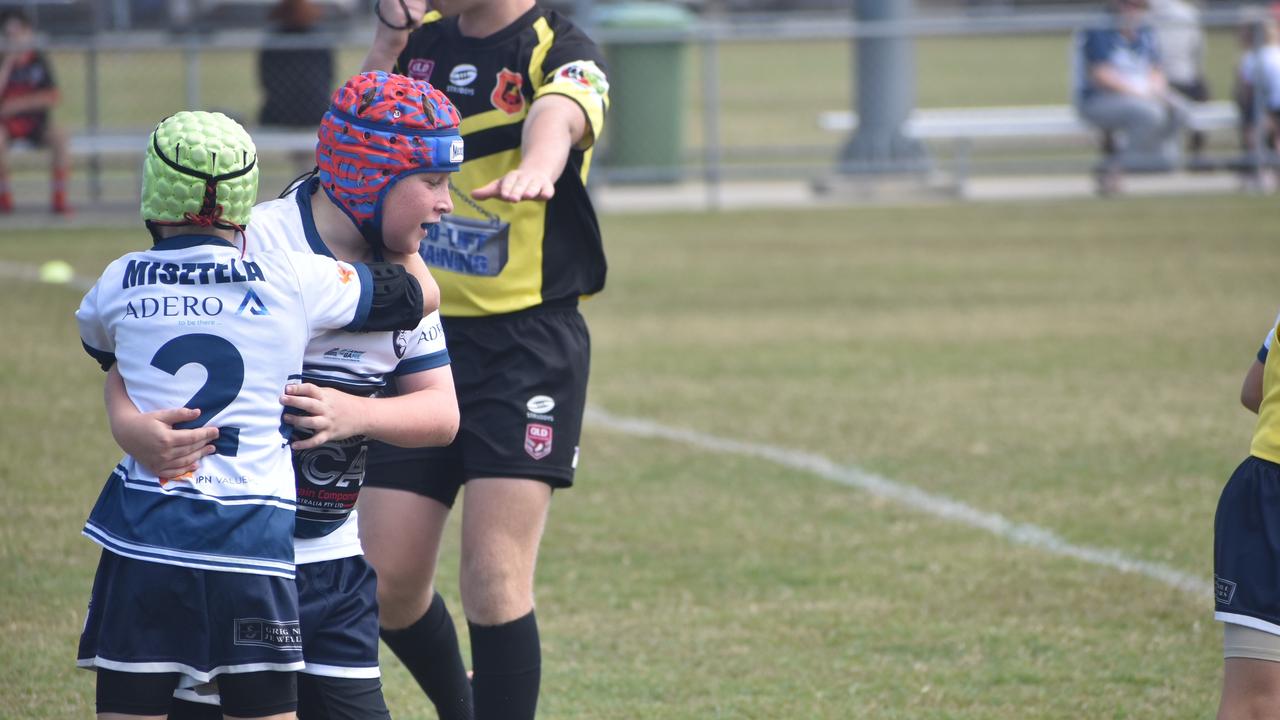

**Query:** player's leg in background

left=359, top=486, right=473, bottom=720
left=0, top=124, right=12, bottom=212
left=45, top=123, right=69, bottom=214
left=459, top=478, right=552, bottom=720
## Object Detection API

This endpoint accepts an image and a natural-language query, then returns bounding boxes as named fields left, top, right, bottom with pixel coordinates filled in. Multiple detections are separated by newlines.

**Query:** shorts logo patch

left=234, top=618, right=302, bottom=650
left=526, top=395, right=556, bottom=414
left=393, top=330, right=409, bottom=359
left=1216, top=575, right=1238, bottom=605
left=407, top=58, right=435, bottom=81
left=525, top=423, right=553, bottom=460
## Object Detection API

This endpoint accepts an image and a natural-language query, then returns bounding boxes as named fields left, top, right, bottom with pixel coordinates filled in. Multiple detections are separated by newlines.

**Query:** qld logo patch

left=407, top=58, right=435, bottom=81
left=491, top=68, right=525, bottom=115
left=525, top=423, right=553, bottom=460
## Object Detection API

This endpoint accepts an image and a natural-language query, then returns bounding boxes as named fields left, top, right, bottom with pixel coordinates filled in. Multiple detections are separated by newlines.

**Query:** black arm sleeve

left=355, top=262, right=425, bottom=332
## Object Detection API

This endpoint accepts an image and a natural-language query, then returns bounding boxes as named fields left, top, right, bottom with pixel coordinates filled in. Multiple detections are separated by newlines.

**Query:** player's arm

left=1243, top=359, right=1265, bottom=414
left=348, top=260, right=427, bottom=331
left=471, top=94, right=588, bottom=203
left=380, top=250, right=440, bottom=317
left=1244, top=313, right=1280, bottom=413
left=362, top=0, right=428, bottom=73
left=103, top=365, right=219, bottom=479
left=281, top=366, right=458, bottom=450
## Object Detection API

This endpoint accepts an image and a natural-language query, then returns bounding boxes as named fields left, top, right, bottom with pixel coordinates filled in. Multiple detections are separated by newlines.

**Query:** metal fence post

left=701, top=24, right=722, bottom=211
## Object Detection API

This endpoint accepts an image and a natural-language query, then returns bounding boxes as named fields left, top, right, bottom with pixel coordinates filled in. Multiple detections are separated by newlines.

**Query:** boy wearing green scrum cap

left=73, top=110, right=429, bottom=719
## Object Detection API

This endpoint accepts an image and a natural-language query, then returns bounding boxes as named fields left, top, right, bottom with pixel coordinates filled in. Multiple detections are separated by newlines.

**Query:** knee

left=372, top=561, right=435, bottom=612
left=1128, top=103, right=1167, bottom=131
left=460, top=557, right=532, bottom=624
left=1224, top=691, right=1280, bottom=720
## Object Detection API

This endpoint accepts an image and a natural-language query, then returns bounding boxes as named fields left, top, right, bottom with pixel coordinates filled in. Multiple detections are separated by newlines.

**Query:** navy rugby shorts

left=1215, top=455, right=1280, bottom=634
left=296, top=555, right=383, bottom=678
left=77, top=550, right=303, bottom=682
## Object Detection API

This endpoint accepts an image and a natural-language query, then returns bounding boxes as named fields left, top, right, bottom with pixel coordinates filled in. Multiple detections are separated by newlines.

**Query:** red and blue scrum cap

left=317, top=71, right=464, bottom=247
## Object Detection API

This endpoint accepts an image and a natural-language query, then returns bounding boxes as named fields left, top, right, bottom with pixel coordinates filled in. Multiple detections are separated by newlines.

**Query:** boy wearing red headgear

left=105, top=72, right=465, bottom=720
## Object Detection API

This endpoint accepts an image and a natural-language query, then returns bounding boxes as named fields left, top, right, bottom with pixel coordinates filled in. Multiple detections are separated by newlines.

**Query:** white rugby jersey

left=250, top=180, right=450, bottom=565
left=77, top=234, right=376, bottom=578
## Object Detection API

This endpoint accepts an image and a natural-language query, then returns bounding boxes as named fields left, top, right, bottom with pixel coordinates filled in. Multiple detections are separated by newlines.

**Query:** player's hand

left=112, top=407, right=218, bottom=480
left=280, top=383, right=366, bottom=450
left=471, top=169, right=556, bottom=203
left=374, top=0, right=428, bottom=33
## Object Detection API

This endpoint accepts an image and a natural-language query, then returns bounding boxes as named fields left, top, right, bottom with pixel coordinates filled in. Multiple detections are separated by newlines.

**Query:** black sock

left=469, top=611, right=541, bottom=720
left=380, top=592, right=473, bottom=720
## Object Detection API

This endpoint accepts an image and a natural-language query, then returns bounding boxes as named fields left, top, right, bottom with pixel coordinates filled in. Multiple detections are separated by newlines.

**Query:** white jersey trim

left=294, top=514, right=363, bottom=566
left=83, top=523, right=296, bottom=578
left=1217, top=612, right=1280, bottom=636
left=300, top=661, right=382, bottom=679
left=77, top=656, right=306, bottom=684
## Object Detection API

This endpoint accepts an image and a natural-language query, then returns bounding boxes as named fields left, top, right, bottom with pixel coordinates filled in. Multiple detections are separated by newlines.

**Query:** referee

left=360, top=2, right=610, bottom=719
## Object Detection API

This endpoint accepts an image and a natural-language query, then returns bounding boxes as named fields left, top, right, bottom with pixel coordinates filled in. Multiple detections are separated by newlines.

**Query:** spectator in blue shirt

left=1076, top=0, right=1184, bottom=194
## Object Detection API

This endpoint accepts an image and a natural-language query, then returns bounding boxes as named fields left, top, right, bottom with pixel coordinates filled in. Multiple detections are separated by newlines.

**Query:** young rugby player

left=75, top=110, right=428, bottom=719
left=106, top=73, right=465, bottom=720
left=1216, top=308, right=1280, bottom=718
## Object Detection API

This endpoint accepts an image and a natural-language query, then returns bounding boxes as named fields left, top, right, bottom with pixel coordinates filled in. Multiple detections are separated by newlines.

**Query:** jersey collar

left=447, top=5, right=540, bottom=48
left=294, top=177, right=335, bottom=259
left=151, top=235, right=236, bottom=252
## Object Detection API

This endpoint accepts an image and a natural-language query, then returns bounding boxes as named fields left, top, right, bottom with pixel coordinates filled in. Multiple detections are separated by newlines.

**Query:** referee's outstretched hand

left=471, top=169, right=556, bottom=203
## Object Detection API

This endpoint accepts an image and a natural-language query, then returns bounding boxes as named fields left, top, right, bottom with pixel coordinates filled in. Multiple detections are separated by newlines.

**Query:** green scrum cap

left=141, top=111, right=258, bottom=230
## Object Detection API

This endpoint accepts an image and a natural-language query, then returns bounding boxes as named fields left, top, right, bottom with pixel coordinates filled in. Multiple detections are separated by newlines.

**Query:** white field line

left=1, top=260, right=1209, bottom=598
left=586, top=407, right=1210, bottom=598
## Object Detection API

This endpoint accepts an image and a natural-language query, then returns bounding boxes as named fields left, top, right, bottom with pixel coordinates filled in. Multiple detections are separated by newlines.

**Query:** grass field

left=1, top=193, right=1277, bottom=717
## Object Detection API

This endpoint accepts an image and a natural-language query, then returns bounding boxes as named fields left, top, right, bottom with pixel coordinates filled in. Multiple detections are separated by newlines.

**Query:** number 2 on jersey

left=150, top=334, right=244, bottom=456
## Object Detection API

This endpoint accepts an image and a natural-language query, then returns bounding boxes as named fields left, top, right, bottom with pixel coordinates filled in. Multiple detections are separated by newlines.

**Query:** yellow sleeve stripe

left=529, top=17, right=555, bottom=90
left=460, top=106, right=528, bottom=135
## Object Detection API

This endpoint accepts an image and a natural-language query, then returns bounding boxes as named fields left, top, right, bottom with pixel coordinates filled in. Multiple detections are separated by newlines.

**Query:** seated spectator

left=1234, top=16, right=1280, bottom=189
left=258, top=0, right=333, bottom=129
left=1075, top=0, right=1184, bottom=195
left=0, top=8, right=70, bottom=215
left=1151, top=0, right=1210, bottom=168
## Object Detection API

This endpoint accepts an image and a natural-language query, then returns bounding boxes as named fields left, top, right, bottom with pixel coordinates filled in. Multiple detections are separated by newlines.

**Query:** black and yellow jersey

left=396, top=7, right=610, bottom=317
left=1255, top=321, right=1280, bottom=463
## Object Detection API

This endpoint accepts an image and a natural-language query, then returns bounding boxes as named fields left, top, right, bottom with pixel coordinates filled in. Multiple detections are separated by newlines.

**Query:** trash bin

left=593, top=2, right=695, bottom=183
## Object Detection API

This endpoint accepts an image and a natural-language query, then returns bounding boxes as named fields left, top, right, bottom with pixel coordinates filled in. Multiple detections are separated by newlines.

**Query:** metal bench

left=819, top=102, right=1242, bottom=192
left=11, top=128, right=321, bottom=203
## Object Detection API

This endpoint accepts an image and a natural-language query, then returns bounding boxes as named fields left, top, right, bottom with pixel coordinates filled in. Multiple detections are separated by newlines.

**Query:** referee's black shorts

left=364, top=302, right=590, bottom=508
left=1215, top=455, right=1280, bottom=635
